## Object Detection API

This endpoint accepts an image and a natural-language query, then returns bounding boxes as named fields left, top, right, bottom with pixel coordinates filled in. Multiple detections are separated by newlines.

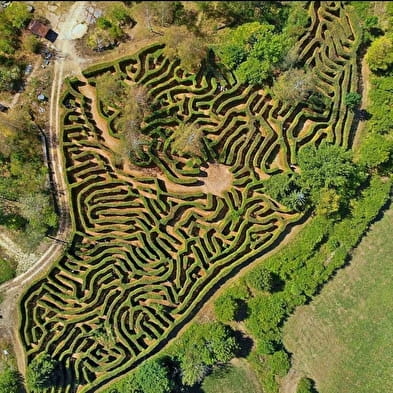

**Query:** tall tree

left=0, top=366, right=21, bottom=393
left=26, top=353, right=58, bottom=391
left=162, top=25, right=208, bottom=72
left=134, top=359, right=173, bottom=393
left=272, top=69, right=316, bottom=104
left=216, top=22, right=288, bottom=84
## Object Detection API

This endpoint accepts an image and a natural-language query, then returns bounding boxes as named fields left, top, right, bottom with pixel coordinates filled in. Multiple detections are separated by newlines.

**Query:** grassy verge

left=283, top=200, right=393, bottom=393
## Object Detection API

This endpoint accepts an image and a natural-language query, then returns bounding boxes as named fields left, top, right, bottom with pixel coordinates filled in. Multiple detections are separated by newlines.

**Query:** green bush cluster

left=213, top=174, right=392, bottom=393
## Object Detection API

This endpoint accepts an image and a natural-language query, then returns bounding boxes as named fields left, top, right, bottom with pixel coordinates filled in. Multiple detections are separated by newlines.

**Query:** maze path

left=19, top=2, right=360, bottom=392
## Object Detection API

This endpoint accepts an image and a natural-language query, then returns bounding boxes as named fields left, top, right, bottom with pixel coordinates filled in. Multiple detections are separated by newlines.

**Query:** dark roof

left=27, top=20, right=50, bottom=38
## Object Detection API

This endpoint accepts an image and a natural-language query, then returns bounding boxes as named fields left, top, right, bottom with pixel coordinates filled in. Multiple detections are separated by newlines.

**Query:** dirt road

left=0, top=1, right=90, bottom=374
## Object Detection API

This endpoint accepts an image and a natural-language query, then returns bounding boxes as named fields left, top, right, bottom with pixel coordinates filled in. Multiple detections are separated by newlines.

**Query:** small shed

left=37, top=93, right=47, bottom=102
left=27, top=20, right=51, bottom=38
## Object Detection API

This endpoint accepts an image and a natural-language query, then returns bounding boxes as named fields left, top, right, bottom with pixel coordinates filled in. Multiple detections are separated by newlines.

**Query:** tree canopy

left=134, top=359, right=173, bottom=393
left=172, top=322, right=238, bottom=386
left=162, top=25, right=208, bottom=72
left=366, top=35, right=393, bottom=72
left=272, top=69, right=316, bottom=104
left=0, top=366, right=21, bottom=393
left=298, top=141, right=364, bottom=211
left=214, top=294, right=238, bottom=322
left=246, top=267, right=274, bottom=292
left=216, top=22, right=288, bottom=84
left=26, top=353, right=58, bottom=390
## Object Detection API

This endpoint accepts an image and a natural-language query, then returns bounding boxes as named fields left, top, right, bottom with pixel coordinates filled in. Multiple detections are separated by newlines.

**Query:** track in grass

left=19, top=2, right=360, bottom=392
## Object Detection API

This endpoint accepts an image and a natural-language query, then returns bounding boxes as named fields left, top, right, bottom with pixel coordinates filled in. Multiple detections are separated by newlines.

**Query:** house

left=27, top=20, right=50, bottom=38
left=27, top=20, right=58, bottom=42
left=0, top=104, right=8, bottom=112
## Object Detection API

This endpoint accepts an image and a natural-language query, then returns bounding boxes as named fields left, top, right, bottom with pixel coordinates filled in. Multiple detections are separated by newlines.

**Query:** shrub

left=214, top=294, right=238, bottom=322
left=296, top=377, right=318, bottom=393
left=344, top=92, right=361, bottom=111
left=246, top=267, right=274, bottom=292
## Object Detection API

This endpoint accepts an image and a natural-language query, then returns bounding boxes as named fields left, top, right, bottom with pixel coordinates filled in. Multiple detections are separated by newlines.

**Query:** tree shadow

left=233, top=330, right=253, bottom=358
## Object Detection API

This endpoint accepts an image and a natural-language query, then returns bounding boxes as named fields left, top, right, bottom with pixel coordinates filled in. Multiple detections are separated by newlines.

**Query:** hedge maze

left=19, top=2, right=360, bottom=392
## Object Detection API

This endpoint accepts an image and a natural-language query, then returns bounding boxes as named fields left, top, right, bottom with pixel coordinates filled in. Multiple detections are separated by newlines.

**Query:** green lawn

left=283, top=203, right=393, bottom=393
left=201, top=359, right=262, bottom=393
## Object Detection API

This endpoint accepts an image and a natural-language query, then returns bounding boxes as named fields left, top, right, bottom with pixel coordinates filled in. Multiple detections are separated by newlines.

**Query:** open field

left=17, top=2, right=362, bottom=392
left=201, top=359, right=262, bottom=393
left=284, top=202, right=393, bottom=393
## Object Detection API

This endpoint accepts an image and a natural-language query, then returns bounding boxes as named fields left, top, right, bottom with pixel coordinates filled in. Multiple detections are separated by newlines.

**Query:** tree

left=162, top=25, right=208, bottom=72
left=263, top=173, right=306, bottom=211
left=22, top=34, right=41, bottom=54
left=214, top=294, right=238, bottom=322
left=357, top=133, right=393, bottom=170
left=315, top=188, right=342, bottom=218
left=27, top=353, right=58, bottom=390
left=216, top=22, right=288, bottom=84
left=96, top=72, right=128, bottom=108
left=4, top=2, right=31, bottom=29
left=297, top=142, right=364, bottom=208
left=344, top=92, right=361, bottom=111
left=172, top=123, right=205, bottom=158
left=366, top=35, right=393, bottom=72
left=0, top=62, right=22, bottom=92
left=0, top=366, right=21, bottom=393
left=19, top=192, right=57, bottom=231
left=272, top=69, right=316, bottom=104
left=246, top=267, right=274, bottom=292
left=134, top=359, right=173, bottom=393
left=173, top=322, right=238, bottom=386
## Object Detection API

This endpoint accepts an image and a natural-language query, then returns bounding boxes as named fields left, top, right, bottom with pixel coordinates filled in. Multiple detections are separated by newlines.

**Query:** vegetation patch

left=18, top=2, right=362, bottom=392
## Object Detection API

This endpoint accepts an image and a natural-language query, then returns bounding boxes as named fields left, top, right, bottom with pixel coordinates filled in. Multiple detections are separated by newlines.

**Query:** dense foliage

left=213, top=174, right=392, bottom=393
left=0, top=117, right=57, bottom=248
left=26, top=353, right=58, bottom=390
left=216, top=22, right=288, bottom=84
left=134, top=359, right=173, bottom=393
left=0, top=366, right=21, bottom=393
left=296, top=377, right=318, bottom=393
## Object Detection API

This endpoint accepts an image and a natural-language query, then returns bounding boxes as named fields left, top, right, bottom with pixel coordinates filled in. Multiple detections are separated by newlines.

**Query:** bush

left=344, top=92, right=361, bottom=111
left=296, top=377, right=318, bottom=393
left=214, top=294, right=238, bottom=322
left=0, top=366, right=21, bottom=393
left=246, top=267, right=274, bottom=292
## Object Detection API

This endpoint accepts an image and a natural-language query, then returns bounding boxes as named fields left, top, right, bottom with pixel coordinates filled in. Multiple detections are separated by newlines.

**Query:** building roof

left=27, top=20, right=50, bottom=38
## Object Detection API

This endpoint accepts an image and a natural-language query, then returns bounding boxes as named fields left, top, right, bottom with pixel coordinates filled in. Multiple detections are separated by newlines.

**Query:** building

left=27, top=20, right=51, bottom=38
left=27, top=20, right=58, bottom=42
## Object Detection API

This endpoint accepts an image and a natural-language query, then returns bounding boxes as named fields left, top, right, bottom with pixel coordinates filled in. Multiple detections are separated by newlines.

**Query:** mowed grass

left=283, top=203, right=393, bottom=393
left=200, top=359, right=262, bottom=393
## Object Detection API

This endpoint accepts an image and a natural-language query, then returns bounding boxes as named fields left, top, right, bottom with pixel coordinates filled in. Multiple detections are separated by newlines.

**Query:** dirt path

left=280, top=368, right=303, bottom=393
left=0, top=1, right=92, bottom=375
left=352, top=56, right=371, bottom=151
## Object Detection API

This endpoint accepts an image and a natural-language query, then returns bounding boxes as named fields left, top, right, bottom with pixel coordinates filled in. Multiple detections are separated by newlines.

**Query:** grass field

left=283, top=201, right=393, bottom=393
left=200, top=359, right=262, bottom=393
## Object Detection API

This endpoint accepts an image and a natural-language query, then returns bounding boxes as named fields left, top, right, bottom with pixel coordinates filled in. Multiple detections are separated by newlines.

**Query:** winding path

left=0, top=1, right=89, bottom=374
